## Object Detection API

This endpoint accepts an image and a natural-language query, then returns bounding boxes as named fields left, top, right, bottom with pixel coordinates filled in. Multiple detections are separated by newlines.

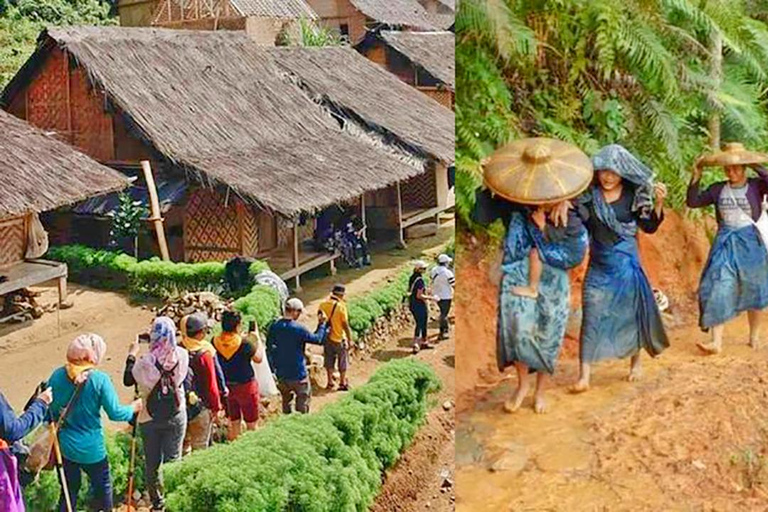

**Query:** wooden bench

left=0, top=259, right=68, bottom=327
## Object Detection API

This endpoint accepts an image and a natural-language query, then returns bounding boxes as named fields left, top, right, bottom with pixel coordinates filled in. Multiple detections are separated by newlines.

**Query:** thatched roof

left=426, top=12, right=454, bottom=30
left=267, top=46, right=454, bottom=164
left=0, top=110, right=128, bottom=219
left=437, top=0, right=455, bottom=10
left=380, top=30, right=455, bottom=90
left=229, top=0, right=316, bottom=19
left=3, top=27, right=427, bottom=218
left=349, top=0, right=436, bottom=29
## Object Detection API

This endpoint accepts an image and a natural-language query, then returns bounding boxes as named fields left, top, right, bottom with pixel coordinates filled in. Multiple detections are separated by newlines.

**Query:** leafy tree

left=456, top=0, right=768, bottom=227
left=108, top=192, right=148, bottom=257
left=281, top=17, right=345, bottom=46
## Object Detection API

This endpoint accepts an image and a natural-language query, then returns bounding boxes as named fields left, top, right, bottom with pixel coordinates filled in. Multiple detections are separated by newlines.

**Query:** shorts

left=323, top=341, right=349, bottom=372
left=226, top=380, right=259, bottom=423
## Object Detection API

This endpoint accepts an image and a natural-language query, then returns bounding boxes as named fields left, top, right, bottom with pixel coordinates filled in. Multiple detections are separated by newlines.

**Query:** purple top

left=686, top=166, right=768, bottom=224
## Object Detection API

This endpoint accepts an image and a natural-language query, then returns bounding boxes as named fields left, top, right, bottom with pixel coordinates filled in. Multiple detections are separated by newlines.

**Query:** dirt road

left=456, top=315, right=768, bottom=511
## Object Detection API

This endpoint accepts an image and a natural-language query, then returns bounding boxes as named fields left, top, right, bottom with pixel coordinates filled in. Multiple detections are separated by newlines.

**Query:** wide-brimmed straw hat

left=699, top=142, right=768, bottom=167
left=482, top=137, right=593, bottom=205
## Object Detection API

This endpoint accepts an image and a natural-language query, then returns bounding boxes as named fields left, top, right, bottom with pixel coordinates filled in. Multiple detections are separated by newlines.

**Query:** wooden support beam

left=396, top=181, right=406, bottom=248
left=293, top=221, right=301, bottom=291
left=141, top=160, right=171, bottom=261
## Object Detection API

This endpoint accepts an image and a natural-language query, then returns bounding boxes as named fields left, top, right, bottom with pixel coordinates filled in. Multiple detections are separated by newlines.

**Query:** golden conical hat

left=700, top=142, right=768, bottom=167
left=482, top=137, right=593, bottom=205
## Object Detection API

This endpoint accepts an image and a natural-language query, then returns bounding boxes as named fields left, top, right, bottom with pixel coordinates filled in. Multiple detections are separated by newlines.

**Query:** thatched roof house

left=0, top=109, right=128, bottom=303
left=123, top=0, right=316, bottom=45
left=2, top=27, right=451, bottom=286
left=268, top=46, right=454, bottom=164
left=305, top=0, right=435, bottom=43
left=358, top=30, right=455, bottom=108
left=0, top=110, right=128, bottom=222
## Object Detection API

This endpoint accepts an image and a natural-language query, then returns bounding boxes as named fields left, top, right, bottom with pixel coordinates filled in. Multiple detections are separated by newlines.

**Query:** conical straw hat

left=482, top=137, right=593, bottom=205
left=700, top=142, right=768, bottom=167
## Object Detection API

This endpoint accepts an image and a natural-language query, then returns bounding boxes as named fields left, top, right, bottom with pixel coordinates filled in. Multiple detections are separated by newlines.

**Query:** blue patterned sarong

left=699, top=225, right=768, bottom=329
left=497, top=212, right=588, bottom=374
left=580, top=237, right=669, bottom=362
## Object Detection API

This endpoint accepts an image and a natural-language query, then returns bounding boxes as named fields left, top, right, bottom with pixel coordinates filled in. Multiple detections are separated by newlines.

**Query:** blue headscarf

left=586, top=145, right=655, bottom=238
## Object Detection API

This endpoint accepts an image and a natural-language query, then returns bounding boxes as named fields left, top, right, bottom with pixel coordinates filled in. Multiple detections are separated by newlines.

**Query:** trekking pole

left=126, top=385, right=139, bottom=511
left=51, top=423, right=73, bottom=512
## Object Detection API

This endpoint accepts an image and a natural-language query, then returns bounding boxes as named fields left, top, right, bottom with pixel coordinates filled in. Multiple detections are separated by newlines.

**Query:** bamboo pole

left=708, top=30, right=723, bottom=151
left=141, top=160, right=171, bottom=261
left=396, top=181, right=406, bottom=248
left=292, top=221, right=301, bottom=291
left=360, top=193, right=367, bottom=240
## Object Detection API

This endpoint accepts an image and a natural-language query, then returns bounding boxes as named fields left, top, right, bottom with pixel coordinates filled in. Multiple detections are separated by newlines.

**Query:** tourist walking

left=214, top=310, right=263, bottom=440
left=124, top=317, right=189, bottom=512
left=687, top=143, right=768, bottom=353
left=409, top=261, right=436, bottom=353
left=319, top=284, right=353, bottom=391
left=571, top=145, right=669, bottom=393
left=48, top=334, right=141, bottom=512
left=0, top=387, right=51, bottom=512
left=267, top=298, right=329, bottom=414
left=179, top=312, right=225, bottom=453
left=431, top=254, right=455, bottom=340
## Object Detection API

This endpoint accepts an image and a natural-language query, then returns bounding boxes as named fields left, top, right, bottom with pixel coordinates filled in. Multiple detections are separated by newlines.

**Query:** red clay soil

left=455, top=210, right=711, bottom=412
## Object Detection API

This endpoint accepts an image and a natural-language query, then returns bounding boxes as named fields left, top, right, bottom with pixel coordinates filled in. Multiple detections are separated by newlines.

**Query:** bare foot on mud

left=533, top=394, right=547, bottom=414
left=511, top=286, right=539, bottom=299
left=569, top=380, right=590, bottom=394
left=696, top=341, right=722, bottom=355
left=504, top=383, right=530, bottom=413
left=627, top=366, right=643, bottom=382
left=749, top=338, right=761, bottom=350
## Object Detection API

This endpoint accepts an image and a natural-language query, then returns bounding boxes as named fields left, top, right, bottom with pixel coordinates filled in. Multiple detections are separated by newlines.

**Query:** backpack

left=146, top=361, right=181, bottom=422
left=183, top=352, right=206, bottom=422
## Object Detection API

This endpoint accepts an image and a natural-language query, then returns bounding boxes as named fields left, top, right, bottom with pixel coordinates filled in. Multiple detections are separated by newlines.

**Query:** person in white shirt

left=431, top=254, right=455, bottom=340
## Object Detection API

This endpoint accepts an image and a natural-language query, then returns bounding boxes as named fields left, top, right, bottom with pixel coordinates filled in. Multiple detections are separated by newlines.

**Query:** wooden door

left=258, top=212, right=277, bottom=253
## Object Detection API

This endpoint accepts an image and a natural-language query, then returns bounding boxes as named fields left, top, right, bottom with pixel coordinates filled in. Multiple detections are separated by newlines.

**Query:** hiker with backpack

left=0, top=387, right=52, bottom=512
left=48, top=333, right=141, bottom=512
left=213, top=310, right=264, bottom=441
left=179, top=312, right=226, bottom=453
left=123, top=317, right=189, bottom=512
left=409, top=260, right=438, bottom=354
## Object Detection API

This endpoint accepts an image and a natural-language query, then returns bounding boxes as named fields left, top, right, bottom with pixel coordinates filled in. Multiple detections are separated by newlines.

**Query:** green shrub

left=24, top=429, right=145, bottom=511
left=163, top=359, right=440, bottom=512
left=47, top=245, right=268, bottom=299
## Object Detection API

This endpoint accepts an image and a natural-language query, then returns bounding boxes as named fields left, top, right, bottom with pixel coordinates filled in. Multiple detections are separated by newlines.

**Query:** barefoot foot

left=533, top=394, right=547, bottom=414
left=503, top=386, right=529, bottom=413
left=569, top=380, right=590, bottom=394
left=749, top=338, right=761, bottom=350
left=511, top=286, right=539, bottom=299
left=696, top=341, right=722, bottom=355
left=627, top=366, right=643, bottom=382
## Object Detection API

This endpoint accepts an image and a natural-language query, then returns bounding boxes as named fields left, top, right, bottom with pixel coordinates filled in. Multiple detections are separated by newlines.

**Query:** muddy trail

left=455, top=214, right=768, bottom=511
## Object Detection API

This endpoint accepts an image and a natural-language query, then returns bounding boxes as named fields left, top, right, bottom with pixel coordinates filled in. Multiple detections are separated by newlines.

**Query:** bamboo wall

left=0, top=216, right=27, bottom=268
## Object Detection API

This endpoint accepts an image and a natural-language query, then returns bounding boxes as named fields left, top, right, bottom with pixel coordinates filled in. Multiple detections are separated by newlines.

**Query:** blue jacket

left=267, top=319, right=328, bottom=381
left=0, top=392, right=46, bottom=444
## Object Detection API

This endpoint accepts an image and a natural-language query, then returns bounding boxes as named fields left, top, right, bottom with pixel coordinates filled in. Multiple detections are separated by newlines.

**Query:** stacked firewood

left=0, top=289, right=53, bottom=323
left=155, top=291, right=230, bottom=325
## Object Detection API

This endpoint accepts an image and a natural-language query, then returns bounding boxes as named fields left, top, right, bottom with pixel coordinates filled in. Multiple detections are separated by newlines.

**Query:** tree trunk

left=708, top=30, right=723, bottom=151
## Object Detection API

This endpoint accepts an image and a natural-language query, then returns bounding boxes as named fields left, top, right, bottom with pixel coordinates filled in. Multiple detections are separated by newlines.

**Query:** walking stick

left=51, top=423, right=73, bottom=512
left=126, top=385, right=139, bottom=512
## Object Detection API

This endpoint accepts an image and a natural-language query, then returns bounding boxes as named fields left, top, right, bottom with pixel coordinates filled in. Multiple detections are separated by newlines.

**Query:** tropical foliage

left=456, top=0, right=768, bottom=227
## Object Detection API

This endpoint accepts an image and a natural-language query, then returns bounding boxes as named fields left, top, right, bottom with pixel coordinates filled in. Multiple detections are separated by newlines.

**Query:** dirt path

left=456, top=314, right=768, bottom=511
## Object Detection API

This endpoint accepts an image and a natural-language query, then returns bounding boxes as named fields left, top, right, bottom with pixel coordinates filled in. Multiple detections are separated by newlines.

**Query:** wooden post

left=360, top=193, right=367, bottom=241
left=293, top=220, right=301, bottom=291
left=708, top=30, right=723, bottom=150
left=141, top=160, right=171, bottom=261
left=396, top=181, right=406, bottom=248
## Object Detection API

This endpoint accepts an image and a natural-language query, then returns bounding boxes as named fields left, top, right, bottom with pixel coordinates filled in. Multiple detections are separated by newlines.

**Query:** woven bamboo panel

left=402, top=170, right=437, bottom=208
left=184, top=188, right=242, bottom=262
left=27, top=49, right=69, bottom=136
left=0, top=217, right=26, bottom=267
left=71, top=66, right=114, bottom=161
left=420, top=88, right=453, bottom=109
left=239, top=203, right=260, bottom=257
left=277, top=222, right=292, bottom=248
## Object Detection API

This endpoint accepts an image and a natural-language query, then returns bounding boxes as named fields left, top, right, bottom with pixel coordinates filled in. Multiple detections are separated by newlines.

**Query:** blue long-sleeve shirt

left=48, top=367, right=134, bottom=464
left=0, top=392, right=46, bottom=444
left=267, top=319, right=328, bottom=381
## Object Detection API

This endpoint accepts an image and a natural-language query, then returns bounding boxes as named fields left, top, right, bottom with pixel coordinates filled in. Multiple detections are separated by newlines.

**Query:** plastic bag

left=25, top=212, right=49, bottom=259
left=252, top=346, right=278, bottom=397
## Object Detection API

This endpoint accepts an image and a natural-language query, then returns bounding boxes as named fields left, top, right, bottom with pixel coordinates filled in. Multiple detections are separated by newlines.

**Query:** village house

left=304, top=0, right=437, bottom=44
left=0, top=109, right=128, bottom=314
left=119, top=0, right=317, bottom=45
left=357, top=30, right=455, bottom=109
left=2, top=27, right=453, bottom=288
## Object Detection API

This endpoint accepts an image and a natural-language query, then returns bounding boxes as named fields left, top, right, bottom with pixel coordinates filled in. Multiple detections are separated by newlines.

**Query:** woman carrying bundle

left=687, top=143, right=768, bottom=354
left=571, top=145, right=669, bottom=392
